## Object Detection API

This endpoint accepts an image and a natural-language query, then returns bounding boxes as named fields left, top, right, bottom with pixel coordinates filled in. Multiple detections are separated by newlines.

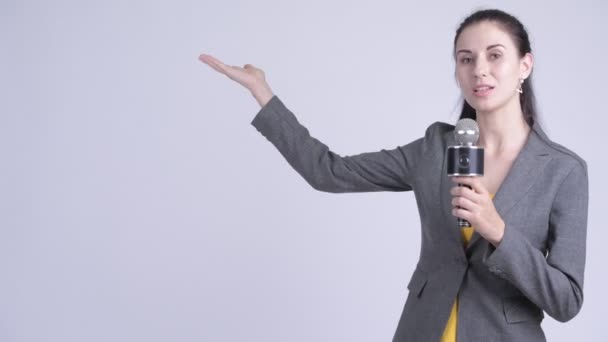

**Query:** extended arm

left=252, top=95, right=431, bottom=193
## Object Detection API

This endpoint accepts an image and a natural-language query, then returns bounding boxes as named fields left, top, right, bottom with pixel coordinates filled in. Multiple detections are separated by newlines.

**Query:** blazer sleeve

left=251, top=95, right=435, bottom=193
left=483, top=160, right=589, bottom=322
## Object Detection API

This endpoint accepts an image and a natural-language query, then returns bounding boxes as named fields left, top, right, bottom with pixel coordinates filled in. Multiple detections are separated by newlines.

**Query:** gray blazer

left=251, top=95, right=589, bottom=342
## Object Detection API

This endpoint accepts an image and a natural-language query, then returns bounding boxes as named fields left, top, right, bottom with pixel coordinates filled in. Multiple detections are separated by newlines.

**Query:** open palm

left=199, top=53, right=274, bottom=107
left=199, top=54, right=267, bottom=90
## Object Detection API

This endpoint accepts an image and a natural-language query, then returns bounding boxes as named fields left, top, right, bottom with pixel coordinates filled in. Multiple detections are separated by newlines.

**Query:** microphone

left=447, top=118, right=484, bottom=227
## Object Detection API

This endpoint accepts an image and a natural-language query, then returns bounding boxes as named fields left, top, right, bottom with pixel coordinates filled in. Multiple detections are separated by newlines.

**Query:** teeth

left=475, top=87, right=491, bottom=92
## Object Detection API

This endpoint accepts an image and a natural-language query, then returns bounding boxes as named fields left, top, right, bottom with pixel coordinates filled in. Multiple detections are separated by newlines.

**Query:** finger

left=199, top=54, right=234, bottom=74
left=468, top=177, right=489, bottom=196
left=451, top=186, right=484, bottom=207
left=452, top=207, right=472, bottom=220
left=451, top=196, right=476, bottom=211
left=450, top=184, right=475, bottom=198
left=244, top=64, right=261, bottom=74
left=452, top=176, right=473, bottom=185
left=211, top=61, right=242, bottom=79
left=451, top=176, right=488, bottom=196
left=199, top=54, right=220, bottom=68
left=206, top=61, right=224, bottom=74
left=199, top=55, right=225, bottom=73
left=199, top=53, right=223, bottom=66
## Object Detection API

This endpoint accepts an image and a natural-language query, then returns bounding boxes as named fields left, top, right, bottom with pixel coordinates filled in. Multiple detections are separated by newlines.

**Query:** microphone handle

left=457, top=183, right=472, bottom=227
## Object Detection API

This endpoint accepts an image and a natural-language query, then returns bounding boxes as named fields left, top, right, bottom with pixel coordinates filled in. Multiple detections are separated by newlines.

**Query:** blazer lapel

left=440, top=121, right=552, bottom=252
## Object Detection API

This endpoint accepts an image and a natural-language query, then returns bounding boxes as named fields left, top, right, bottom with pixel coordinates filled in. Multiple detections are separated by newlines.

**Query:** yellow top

left=440, top=193, right=495, bottom=342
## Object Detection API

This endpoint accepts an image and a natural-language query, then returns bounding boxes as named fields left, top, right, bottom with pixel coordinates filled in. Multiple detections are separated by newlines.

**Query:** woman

left=200, top=8, right=588, bottom=342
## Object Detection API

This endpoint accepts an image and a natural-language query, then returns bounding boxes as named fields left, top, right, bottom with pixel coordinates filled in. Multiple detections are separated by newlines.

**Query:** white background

left=2, top=0, right=606, bottom=341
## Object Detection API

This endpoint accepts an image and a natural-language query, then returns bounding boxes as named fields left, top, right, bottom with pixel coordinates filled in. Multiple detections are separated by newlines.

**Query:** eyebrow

left=456, top=44, right=506, bottom=55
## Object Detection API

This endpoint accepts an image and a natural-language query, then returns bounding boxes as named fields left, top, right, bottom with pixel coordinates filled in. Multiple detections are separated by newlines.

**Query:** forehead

left=455, top=21, right=515, bottom=51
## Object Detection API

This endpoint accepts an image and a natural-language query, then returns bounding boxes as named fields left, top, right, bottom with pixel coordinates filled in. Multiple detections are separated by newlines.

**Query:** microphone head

left=454, top=118, right=480, bottom=145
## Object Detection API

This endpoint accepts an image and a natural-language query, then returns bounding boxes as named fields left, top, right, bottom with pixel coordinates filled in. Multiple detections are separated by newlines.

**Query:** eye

left=490, top=53, right=502, bottom=60
left=460, top=57, right=472, bottom=64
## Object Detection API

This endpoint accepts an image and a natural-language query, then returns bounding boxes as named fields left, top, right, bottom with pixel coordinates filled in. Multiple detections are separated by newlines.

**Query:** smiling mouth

left=474, top=86, right=495, bottom=92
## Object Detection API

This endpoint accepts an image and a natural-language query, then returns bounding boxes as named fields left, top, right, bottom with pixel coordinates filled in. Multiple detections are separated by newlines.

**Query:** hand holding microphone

left=447, top=119, right=484, bottom=227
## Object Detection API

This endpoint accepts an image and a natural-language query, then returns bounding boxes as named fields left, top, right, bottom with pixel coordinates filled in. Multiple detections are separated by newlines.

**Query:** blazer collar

left=439, top=120, right=553, bottom=252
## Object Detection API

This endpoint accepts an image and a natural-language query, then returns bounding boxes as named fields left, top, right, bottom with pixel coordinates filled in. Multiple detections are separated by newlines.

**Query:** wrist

left=251, top=83, right=274, bottom=107
left=490, top=221, right=506, bottom=247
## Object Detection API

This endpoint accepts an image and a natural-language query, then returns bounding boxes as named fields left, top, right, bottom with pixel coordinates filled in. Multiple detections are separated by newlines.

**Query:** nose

left=473, top=57, right=489, bottom=78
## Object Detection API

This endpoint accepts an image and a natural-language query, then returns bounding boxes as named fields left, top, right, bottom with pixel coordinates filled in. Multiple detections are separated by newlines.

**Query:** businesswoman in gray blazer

left=200, top=9, right=588, bottom=342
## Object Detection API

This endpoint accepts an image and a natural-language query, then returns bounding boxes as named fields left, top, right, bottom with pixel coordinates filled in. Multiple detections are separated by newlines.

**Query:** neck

left=476, top=100, right=531, bottom=156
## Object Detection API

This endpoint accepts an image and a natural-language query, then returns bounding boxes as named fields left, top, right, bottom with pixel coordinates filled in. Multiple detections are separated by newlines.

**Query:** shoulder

left=533, top=124, right=588, bottom=174
left=426, top=120, right=454, bottom=134
left=422, top=121, right=454, bottom=143
left=547, top=141, right=587, bottom=172
left=408, top=121, right=454, bottom=154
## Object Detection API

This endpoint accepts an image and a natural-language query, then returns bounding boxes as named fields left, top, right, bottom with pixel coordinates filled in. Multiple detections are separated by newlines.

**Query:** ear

left=520, top=52, right=534, bottom=79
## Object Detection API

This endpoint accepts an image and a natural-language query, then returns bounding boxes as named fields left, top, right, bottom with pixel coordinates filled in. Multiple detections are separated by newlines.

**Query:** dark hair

left=454, top=9, right=538, bottom=127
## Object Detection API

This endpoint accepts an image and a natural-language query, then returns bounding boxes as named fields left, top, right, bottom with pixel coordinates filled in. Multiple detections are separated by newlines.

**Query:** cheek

left=455, top=68, right=469, bottom=86
left=493, top=61, right=519, bottom=81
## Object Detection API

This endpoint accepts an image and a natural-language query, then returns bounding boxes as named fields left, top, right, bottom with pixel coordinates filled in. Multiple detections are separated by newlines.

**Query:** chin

left=465, top=99, right=497, bottom=114
left=472, top=104, right=498, bottom=115
left=465, top=96, right=512, bottom=116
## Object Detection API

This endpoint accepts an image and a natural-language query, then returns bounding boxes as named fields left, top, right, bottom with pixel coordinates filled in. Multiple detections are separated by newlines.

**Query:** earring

left=517, top=77, right=525, bottom=94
